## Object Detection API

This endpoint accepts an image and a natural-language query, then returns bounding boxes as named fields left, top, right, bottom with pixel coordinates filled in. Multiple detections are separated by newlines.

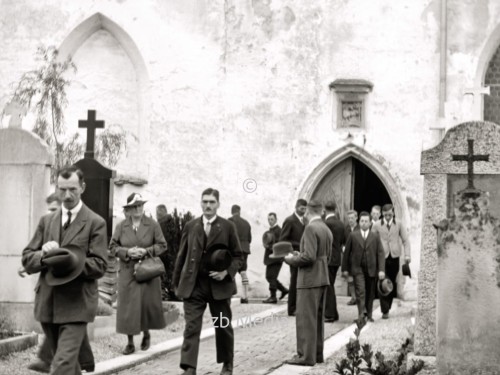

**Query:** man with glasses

left=173, top=188, right=242, bottom=375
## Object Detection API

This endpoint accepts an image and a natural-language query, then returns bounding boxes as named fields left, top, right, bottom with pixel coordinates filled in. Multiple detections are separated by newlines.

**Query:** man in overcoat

left=279, top=199, right=307, bottom=316
left=283, top=200, right=332, bottom=366
left=173, top=188, right=242, bottom=375
left=342, top=211, right=385, bottom=323
left=22, top=166, right=108, bottom=375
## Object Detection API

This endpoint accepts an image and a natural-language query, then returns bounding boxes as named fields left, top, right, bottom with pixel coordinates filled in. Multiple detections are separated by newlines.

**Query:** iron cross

left=79, top=110, right=104, bottom=159
left=451, top=139, right=489, bottom=190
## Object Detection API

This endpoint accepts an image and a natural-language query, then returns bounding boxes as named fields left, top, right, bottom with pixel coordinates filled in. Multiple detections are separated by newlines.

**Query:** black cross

left=451, top=139, right=489, bottom=190
left=79, top=110, right=104, bottom=159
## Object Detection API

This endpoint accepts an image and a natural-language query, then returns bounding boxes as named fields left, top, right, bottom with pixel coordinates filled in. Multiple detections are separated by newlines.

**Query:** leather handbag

left=134, top=248, right=166, bottom=283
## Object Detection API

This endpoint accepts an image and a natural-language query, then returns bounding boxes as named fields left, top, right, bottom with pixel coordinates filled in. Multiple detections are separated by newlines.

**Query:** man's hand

left=284, top=253, right=294, bottom=264
left=209, top=270, right=228, bottom=281
left=18, top=266, right=27, bottom=278
left=342, top=271, right=349, bottom=278
left=404, top=257, right=411, bottom=264
left=378, top=271, right=386, bottom=280
left=41, top=241, right=59, bottom=256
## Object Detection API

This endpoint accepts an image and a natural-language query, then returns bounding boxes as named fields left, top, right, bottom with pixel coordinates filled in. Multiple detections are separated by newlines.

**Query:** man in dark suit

left=344, top=209, right=359, bottom=305
left=22, top=166, right=108, bottom=375
left=156, top=204, right=177, bottom=300
left=173, top=188, right=242, bottom=375
left=228, top=204, right=252, bottom=303
left=262, top=212, right=288, bottom=303
left=323, top=201, right=346, bottom=322
left=342, top=211, right=385, bottom=323
left=280, top=199, right=307, bottom=316
left=283, top=200, right=332, bottom=366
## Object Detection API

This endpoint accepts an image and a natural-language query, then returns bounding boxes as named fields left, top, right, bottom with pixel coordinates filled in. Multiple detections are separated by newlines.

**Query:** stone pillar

left=0, top=128, right=53, bottom=332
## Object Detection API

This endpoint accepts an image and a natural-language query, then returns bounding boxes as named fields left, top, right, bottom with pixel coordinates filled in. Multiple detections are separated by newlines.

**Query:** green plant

left=0, top=316, right=17, bottom=340
left=334, top=321, right=425, bottom=375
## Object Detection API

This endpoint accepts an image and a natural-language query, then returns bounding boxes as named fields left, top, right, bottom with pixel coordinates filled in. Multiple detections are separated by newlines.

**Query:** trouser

left=265, top=262, right=287, bottom=296
left=38, top=330, right=94, bottom=368
left=288, top=265, right=298, bottom=315
left=41, top=322, right=87, bottom=375
left=353, top=268, right=377, bottom=319
left=296, top=286, right=327, bottom=365
left=324, top=265, right=339, bottom=320
left=180, top=277, right=233, bottom=370
left=380, top=255, right=400, bottom=314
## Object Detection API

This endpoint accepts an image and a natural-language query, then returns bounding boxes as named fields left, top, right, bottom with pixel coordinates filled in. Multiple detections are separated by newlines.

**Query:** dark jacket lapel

left=61, top=204, right=88, bottom=246
left=194, top=217, right=205, bottom=249
left=207, top=217, right=222, bottom=248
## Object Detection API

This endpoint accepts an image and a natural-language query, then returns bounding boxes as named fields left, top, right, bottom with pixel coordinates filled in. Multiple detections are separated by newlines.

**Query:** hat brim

left=269, top=253, right=289, bottom=259
left=123, top=200, right=147, bottom=208
left=377, top=279, right=393, bottom=297
left=208, top=249, right=233, bottom=272
left=44, top=245, right=86, bottom=286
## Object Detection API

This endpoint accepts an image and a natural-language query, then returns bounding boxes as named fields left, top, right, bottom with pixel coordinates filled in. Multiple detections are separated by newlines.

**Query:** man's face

left=57, top=173, right=85, bottom=210
left=201, top=194, right=219, bottom=218
left=359, top=215, right=370, bottom=231
left=383, top=209, right=394, bottom=223
left=47, top=200, right=60, bottom=213
left=156, top=207, right=166, bottom=221
left=371, top=208, right=381, bottom=222
left=348, top=213, right=358, bottom=227
left=268, top=215, right=277, bottom=227
left=295, top=205, right=307, bottom=217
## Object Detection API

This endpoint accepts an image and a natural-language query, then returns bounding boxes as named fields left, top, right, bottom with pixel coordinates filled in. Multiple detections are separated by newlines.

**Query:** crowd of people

left=20, top=165, right=411, bottom=375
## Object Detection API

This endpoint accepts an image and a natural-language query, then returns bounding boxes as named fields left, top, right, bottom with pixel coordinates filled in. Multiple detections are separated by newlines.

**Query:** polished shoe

left=347, top=299, right=356, bottom=305
left=262, top=296, right=278, bottom=304
left=284, top=355, right=313, bottom=366
left=382, top=313, right=389, bottom=319
left=122, top=344, right=135, bottom=355
left=279, top=289, right=289, bottom=300
left=141, top=335, right=151, bottom=351
left=81, top=362, right=95, bottom=372
left=181, top=367, right=197, bottom=375
left=240, top=298, right=249, bottom=304
left=220, top=361, right=233, bottom=375
left=367, top=317, right=374, bottom=322
left=324, top=317, right=338, bottom=323
left=288, top=311, right=296, bottom=317
left=27, top=359, right=50, bottom=373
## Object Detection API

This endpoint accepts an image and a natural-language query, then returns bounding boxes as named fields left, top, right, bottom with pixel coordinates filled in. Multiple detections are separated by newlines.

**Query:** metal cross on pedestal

left=451, top=139, right=489, bottom=190
left=78, top=109, right=104, bottom=159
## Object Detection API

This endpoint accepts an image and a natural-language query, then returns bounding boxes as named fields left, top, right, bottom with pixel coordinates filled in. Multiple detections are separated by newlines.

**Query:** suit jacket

left=279, top=213, right=305, bottom=251
left=173, top=216, right=242, bottom=300
left=228, top=215, right=252, bottom=254
left=324, top=215, right=346, bottom=267
left=372, top=219, right=411, bottom=260
left=342, top=229, right=385, bottom=278
left=286, top=219, right=332, bottom=288
left=22, top=204, right=108, bottom=324
left=263, top=225, right=282, bottom=266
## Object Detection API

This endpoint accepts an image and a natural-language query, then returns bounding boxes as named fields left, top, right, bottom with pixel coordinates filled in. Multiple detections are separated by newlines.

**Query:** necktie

left=64, top=211, right=72, bottom=230
left=205, top=221, right=211, bottom=237
left=387, top=223, right=391, bottom=231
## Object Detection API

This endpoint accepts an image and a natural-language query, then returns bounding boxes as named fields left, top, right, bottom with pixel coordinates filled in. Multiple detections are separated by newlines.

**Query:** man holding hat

left=283, top=200, right=332, bottom=366
left=173, top=188, right=242, bottom=375
left=22, top=165, right=108, bottom=375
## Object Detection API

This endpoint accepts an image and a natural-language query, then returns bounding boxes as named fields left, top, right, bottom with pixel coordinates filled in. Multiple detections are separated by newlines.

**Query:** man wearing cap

left=283, top=200, right=332, bottom=366
left=372, top=204, right=411, bottom=319
left=323, top=201, right=346, bottom=322
left=173, top=188, right=242, bottom=375
left=342, top=211, right=385, bottom=324
left=22, top=165, right=108, bottom=375
left=228, top=204, right=252, bottom=303
left=280, top=199, right=307, bottom=316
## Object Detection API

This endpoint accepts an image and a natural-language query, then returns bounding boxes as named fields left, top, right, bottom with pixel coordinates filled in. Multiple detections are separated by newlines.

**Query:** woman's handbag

left=134, top=248, right=166, bottom=283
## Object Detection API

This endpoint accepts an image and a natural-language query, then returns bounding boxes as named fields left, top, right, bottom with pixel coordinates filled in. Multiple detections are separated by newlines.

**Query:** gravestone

left=75, top=109, right=117, bottom=304
left=416, top=121, right=500, bottom=365
left=0, top=127, right=53, bottom=332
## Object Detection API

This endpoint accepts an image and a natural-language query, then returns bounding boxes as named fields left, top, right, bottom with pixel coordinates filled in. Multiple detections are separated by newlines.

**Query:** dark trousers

left=353, top=268, right=377, bottom=319
left=39, top=330, right=94, bottom=368
left=288, top=265, right=298, bottom=315
left=324, top=265, right=339, bottom=320
left=265, top=262, right=287, bottom=296
left=41, top=322, right=87, bottom=375
left=180, top=277, right=233, bottom=370
left=380, top=255, right=400, bottom=314
left=296, top=286, right=327, bottom=365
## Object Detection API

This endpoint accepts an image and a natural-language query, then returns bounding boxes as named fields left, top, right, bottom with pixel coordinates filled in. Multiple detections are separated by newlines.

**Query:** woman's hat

left=206, top=243, right=233, bottom=272
left=43, top=245, right=86, bottom=286
left=269, top=241, right=293, bottom=259
left=377, top=278, right=394, bottom=297
left=402, top=263, right=412, bottom=278
left=123, top=193, right=147, bottom=208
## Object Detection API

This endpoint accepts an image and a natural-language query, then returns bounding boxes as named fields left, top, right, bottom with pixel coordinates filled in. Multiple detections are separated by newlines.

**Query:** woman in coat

left=110, top=193, right=168, bottom=355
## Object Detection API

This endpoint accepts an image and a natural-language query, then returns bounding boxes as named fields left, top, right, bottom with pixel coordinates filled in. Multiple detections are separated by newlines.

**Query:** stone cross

left=3, top=100, right=27, bottom=128
left=451, top=139, right=489, bottom=190
left=78, top=110, right=104, bottom=159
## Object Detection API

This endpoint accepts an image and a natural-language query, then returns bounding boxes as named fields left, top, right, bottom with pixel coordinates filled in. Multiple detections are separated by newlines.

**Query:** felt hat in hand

left=402, top=263, right=412, bottom=278
left=269, top=241, right=293, bottom=259
left=377, top=278, right=394, bottom=297
left=262, top=230, right=275, bottom=248
left=43, top=245, right=86, bottom=286
left=207, top=243, right=233, bottom=272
